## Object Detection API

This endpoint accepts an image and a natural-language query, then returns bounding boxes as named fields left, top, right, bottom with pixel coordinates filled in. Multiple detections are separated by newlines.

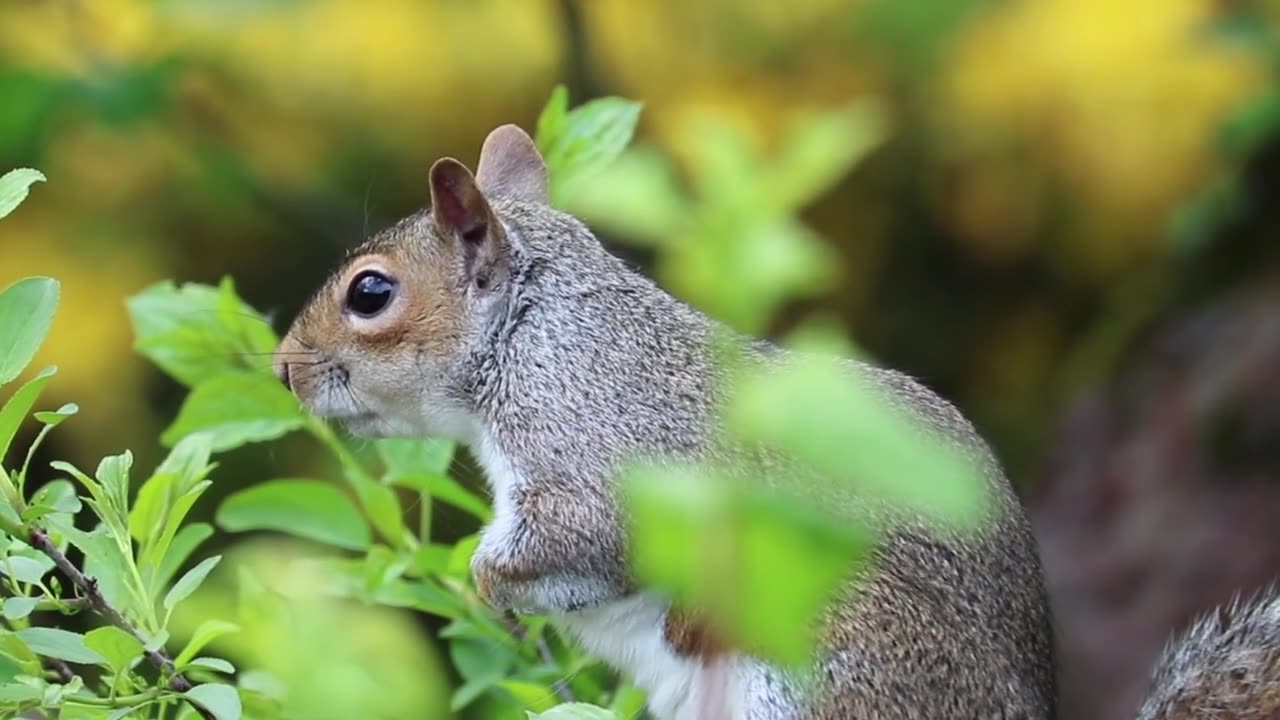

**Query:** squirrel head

left=273, top=124, right=549, bottom=438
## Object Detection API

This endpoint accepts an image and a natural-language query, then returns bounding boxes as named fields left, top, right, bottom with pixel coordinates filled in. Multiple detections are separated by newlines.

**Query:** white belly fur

left=558, top=594, right=759, bottom=720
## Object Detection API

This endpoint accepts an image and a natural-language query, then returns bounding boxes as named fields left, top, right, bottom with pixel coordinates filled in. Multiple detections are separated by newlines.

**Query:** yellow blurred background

left=3, top=1, right=1279, bottom=718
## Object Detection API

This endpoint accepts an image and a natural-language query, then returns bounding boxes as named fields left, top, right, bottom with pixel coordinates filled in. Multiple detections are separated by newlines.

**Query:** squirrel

left=272, top=123, right=1280, bottom=719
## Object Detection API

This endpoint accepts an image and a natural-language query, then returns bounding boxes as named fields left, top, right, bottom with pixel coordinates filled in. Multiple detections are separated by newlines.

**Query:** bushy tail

left=1134, top=587, right=1280, bottom=720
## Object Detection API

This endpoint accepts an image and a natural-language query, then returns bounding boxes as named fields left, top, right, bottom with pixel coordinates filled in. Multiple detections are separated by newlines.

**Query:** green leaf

left=535, top=85, right=569, bottom=160
left=129, top=471, right=173, bottom=544
left=499, top=680, right=558, bottom=713
left=184, top=683, right=242, bottom=720
left=127, top=279, right=278, bottom=388
left=95, top=451, right=134, bottom=520
left=0, top=366, right=55, bottom=463
left=535, top=90, right=643, bottom=206
left=528, top=703, right=619, bottom=720
left=376, top=437, right=455, bottom=477
left=216, top=479, right=370, bottom=551
left=155, top=523, right=215, bottom=591
left=184, top=656, right=235, bottom=674
left=33, top=402, right=77, bottom=426
left=0, top=168, right=45, bottom=220
left=55, top=522, right=133, bottom=613
left=164, top=555, right=221, bottom=614
left=162, top=372, right=304, bottom=451
left=155, top=432, right=216, bottom=494
left=389, top=473, right=490, bottom=520
left=0, top=277, right=59, bottom=387
left=174, top=619, right=240, bottom=667
left=1, top=597, right=36, bottom=621
left=15, top=627, right=106, bottom=665
left=351, top=475, right=408, bottom=549
left=450, top=637, right=514, bottom=684
left=128, top=278, right=279, bottom=386
left=23, top=479, right=81, bottom=523
left=0, top=555, right=52, bottom=584
left=84, top=626, right=144, bottom=672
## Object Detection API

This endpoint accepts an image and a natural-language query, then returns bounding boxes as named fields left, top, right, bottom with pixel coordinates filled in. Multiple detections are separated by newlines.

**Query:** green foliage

left=0, top=84, right=990, bottom=720
left=567, top=101, right=886, bottom=333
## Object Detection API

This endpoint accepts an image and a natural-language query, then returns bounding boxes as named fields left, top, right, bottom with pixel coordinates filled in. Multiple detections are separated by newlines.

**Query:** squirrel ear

left=475, top=124, right=549, bottom=204
left=429, top=157, right=492, bottom=244
left=429, top=157, right=507, bottom=283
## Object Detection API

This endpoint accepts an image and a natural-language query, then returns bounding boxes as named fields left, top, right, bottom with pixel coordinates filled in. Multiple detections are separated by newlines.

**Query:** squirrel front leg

left=471, top=481, right=630, bottom=614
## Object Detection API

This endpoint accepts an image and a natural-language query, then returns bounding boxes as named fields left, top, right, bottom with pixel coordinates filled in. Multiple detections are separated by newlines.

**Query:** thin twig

left=26, top=527, right=217, bottom=720
left=503, top=612, right=576, bottom=703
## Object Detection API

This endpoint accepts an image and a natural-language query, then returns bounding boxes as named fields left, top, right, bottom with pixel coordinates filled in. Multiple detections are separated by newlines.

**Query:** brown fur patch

left=663, top=605, right=731, bottom=663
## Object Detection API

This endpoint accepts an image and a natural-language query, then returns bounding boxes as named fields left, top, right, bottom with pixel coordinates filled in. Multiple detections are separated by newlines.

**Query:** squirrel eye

left=345, top=271, right=397, bottom=318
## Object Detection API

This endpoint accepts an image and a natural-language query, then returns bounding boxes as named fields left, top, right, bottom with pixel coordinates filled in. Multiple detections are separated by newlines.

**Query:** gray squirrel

left=272, top=124, right=1280, bottom=719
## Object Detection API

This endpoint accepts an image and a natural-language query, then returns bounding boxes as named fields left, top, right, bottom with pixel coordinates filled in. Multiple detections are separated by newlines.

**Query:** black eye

left=345, top=271, right=397, bottom=318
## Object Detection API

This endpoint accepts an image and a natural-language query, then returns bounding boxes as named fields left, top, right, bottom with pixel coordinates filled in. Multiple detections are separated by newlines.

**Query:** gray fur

left=1135, top=589, right=1280, bottom=720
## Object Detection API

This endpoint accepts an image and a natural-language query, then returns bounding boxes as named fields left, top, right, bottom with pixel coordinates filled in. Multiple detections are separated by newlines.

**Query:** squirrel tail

left=1133, top=586, right=1280, bottom=720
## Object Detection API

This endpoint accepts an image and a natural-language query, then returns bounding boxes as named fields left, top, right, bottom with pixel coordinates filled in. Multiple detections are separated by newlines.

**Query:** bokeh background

left=2, top=1, right=1279, bottom=717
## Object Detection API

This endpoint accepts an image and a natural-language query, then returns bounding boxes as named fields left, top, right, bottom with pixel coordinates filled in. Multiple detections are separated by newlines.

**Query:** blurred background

left=1, top=0, right=1278, bottom=717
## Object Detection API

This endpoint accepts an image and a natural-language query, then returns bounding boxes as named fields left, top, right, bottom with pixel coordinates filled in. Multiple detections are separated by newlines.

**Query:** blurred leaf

left=625, top=462, right=868, bottom=665
left=155, top=523, right=215, bottom=591
left=389, top=472, right=490, bottom=520
left=128, top=280, right=277, bottom=388
left=500, top=680, right=558, bottom=713
left=445, top=635, right=520, bottom=710
left=0, top=277, right=59, bottom=387
left=0, top=366, right=55, bottom=464
left=216, top=479, right=371, bottom=551
left=376, top=437, right=455, bottom=477
left=186, top=656, right=236, bottom=674
left=165, top=556, right=223, bottom=615
left=528, top=704, right=619, bottom=720
left=184, top=683, right=242, bottom=720
left=766, top=102, right=887, bottom=216
left=1, top=598, right=36, bottom=621
left=565, top=147, right=689, bottom=245
left=162, top=372, right=304, bottom=451
left=536, top=87, right=643, bottom=205
left=15, top=628, right=105, bottom=665
left=351, top=475, right=408, bottom=549
left=0, top=169, right=45, bottom=220
left=727, top=355, right=987, bottom=526
left=83, top=626, right=144, bottom=674
left=175, top=620, right=240, bottom=667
